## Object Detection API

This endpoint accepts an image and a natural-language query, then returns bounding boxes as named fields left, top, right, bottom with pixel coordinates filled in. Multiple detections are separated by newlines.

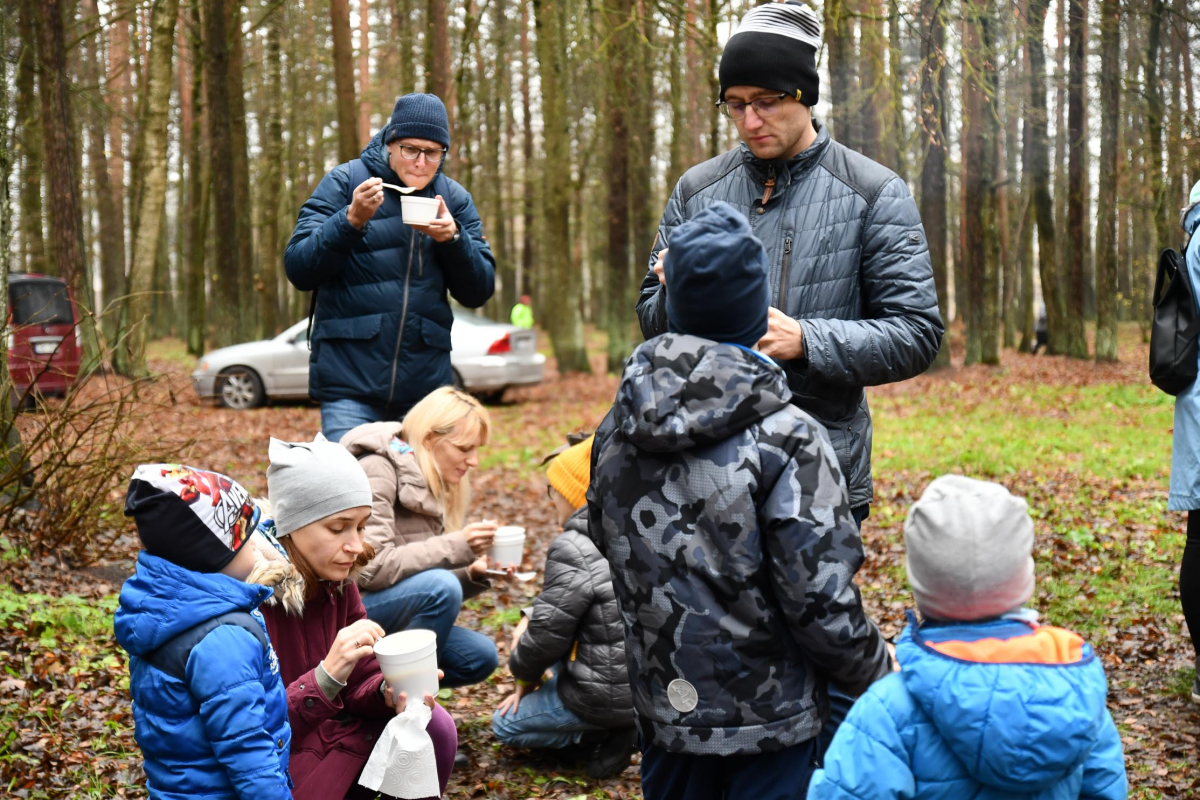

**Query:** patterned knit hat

left=125, top=464, right=260, bottom=573
left=719, top=0, right=822, bottom=105
left=546, top=435, right=594, bottom=510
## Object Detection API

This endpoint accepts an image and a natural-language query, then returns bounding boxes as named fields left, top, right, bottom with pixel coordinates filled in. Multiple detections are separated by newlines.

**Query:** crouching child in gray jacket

left=588, top=201, right=893, bottom=800
left=492, top=434, right=637, bottom=779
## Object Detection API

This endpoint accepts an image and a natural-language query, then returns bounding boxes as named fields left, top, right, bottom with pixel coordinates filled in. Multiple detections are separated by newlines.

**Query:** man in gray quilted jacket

left=637, top=0, right=943, bottom=528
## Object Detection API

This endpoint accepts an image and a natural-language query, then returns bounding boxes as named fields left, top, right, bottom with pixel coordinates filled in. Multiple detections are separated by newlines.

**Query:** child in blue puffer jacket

left=808, top=475, right=1127, bottom=800
left=114, top=465, right=292, bottom=800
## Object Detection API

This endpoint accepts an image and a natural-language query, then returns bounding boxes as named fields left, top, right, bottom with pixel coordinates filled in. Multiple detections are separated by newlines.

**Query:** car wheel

left=216, top=367, right=265, bottom=410
left=478, top=389, right=506, bottom=405
left=451, top=369, right=465, bottom=391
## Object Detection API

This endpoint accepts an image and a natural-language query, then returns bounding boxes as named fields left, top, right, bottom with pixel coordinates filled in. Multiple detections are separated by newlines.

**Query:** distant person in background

left=511, top=295, right=534, bottom=329
left=1169, top=178, right=1200, bottom=704
left=285, top=93, right=495, bottom=444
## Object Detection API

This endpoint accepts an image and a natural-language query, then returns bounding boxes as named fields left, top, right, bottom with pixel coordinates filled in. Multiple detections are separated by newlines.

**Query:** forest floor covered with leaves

left=1, top=324, right=1197, bottom=798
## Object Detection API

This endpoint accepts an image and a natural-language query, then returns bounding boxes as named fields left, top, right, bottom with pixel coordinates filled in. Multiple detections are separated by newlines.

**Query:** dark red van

left=7, top=273, right=82, bottom=399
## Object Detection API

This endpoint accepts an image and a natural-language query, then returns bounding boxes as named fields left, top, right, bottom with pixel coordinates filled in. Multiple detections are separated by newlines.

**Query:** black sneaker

left=453, top=750, right=469, bottom=771
left=583, top=728, right=638, bottom=780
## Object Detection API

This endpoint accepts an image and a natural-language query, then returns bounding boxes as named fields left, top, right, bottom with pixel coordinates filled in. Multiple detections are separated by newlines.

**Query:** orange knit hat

left=546, top=434, right=594, bottom=510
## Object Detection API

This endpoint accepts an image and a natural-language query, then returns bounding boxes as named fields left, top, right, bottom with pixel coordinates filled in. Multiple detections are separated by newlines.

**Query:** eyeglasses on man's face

left=395, top=144, right=448, bottom=163
left=716, top=93, right=790, bottom=121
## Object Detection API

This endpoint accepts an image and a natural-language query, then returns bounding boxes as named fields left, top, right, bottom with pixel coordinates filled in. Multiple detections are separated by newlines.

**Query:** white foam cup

left=401, top=196, right=440, bottom=225
left=373, top=629, right=439, bottom=701
left=489, top=526, right=526, bottom=568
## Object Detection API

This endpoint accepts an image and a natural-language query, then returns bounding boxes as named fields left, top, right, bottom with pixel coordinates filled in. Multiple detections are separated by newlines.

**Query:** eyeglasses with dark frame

left=715, top=93, right=791, bottom=121
left=394, top=144, right=449, bottom=163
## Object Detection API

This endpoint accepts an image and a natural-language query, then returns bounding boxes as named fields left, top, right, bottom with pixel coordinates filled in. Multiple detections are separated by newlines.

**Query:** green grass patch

left=872, top=381, right=1173, bottom=480
left=145, top=337, right=196, bottom=369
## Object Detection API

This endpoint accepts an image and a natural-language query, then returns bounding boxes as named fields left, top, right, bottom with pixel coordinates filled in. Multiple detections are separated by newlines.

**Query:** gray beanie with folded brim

left=904, top=474, right=1036, bottom=622
left=267, top=434, right=373, bottom=536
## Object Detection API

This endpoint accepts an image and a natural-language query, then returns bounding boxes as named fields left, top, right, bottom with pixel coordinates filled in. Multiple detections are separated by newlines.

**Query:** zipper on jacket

left=778, top=234, right=794, bottom=311
left=386, top=229, right=418, bottom=406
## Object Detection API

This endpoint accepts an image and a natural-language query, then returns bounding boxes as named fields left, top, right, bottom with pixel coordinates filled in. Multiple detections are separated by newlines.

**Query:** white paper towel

left=357, top=702, right=440, bottom=799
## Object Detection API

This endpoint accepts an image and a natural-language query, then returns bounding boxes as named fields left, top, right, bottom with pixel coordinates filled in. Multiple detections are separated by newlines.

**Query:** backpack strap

left=307, top=159, right=372, bottom=349
left=143, top=611, right=269, bottom=683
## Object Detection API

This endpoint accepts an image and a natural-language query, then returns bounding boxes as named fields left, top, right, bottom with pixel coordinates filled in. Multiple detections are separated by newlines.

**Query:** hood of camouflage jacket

left=616, top=334, right=792, bottom=453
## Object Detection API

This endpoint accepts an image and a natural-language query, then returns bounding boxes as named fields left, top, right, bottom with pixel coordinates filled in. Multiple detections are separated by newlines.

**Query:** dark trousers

left=1183, top=511, right=1200, bottom=660
left=640, top=739, right=818, bottom=800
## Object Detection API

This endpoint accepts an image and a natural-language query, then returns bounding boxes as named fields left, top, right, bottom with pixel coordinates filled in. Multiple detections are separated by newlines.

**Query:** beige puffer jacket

left=340, top=422, right=487, bottom=598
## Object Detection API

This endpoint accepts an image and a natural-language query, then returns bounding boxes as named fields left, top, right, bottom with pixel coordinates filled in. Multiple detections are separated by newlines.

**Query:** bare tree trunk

left=82, top=0, right=122, bottom=327
left=122, top=0, right=180, bottom=374
left=358, top=0, right=371, bottom=143
left=920, top=0, right=949, bottom=368
left=1028, top=0, right=1066, bottom=353
left=16, top=0, right=47, bottom=275
left=1094, top=0, right=1119, bottom=361
left=630, top=0, right=657, bottom=291
left=604, top=0, right=633, bottom=373
left=825, top=0, right=858, bottom=151
left=392, top=0, right=415, bottom=96
left=1062, top=0, right=1088, bottom=358
left=228, top=3, right=255, bottom=340
left=203, top=0, right=242, bottom=348
left=858, top=0, right=885, bottom=163
left=427, top=0, right=452, bottom=115
left=0, top=5, right=19, bottom=472
left=106, top=0, right=131, bottom=325
left=1146, top=0, right=1171, bottom=261
left=185, top=1, right=208, bottom=357
left=887, top=0, right=907, bottom=179
left=1018, top=0, right=1036, bottom=352
left=668, top=10, right=687, bottom=188
left=520, top=0, right=535, bottom=299
left=332, top=0, right=359, bottom=163
left=532, top=0, right=589, bottom=373
left=258, top=2, right=284, bottom=339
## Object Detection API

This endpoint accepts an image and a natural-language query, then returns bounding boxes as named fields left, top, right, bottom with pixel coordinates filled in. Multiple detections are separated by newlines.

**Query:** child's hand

left=324, top=619, right=385, bottom=683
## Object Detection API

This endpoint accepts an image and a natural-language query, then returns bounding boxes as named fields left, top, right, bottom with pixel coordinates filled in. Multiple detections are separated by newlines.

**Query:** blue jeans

left=321, top=398, right=409, bottom=444
left=491, top=673, right=604, bottom=749
left=816, top=503, right=872, bottom=762
left=640, top=738, right=818, bottom=800
left=360, top=568, right=499, bottom=688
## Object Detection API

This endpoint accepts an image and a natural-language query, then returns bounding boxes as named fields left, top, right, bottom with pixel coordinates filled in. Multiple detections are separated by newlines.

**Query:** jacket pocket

left=312, top=314, right=383, bottom=342
left=419, top=317, right=452, bottom=351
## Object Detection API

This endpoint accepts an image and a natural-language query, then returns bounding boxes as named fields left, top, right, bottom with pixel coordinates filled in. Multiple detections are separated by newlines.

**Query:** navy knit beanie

left=384, top=93, right=451, bottom=149
left=719, top=0, right=822, bottom=105
left=665, top=201, right=770, bottom=348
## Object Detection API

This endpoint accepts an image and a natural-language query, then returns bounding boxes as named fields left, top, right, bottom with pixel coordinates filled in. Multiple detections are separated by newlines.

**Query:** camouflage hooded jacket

left=587, top=333, right=891, bottom=756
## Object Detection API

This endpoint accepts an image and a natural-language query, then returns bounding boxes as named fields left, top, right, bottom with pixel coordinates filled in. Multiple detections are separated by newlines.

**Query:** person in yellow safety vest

left=511, top=295, right=534, bottom=328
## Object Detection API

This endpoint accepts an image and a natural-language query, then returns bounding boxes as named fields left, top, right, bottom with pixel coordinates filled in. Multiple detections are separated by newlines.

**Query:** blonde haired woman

left=340, top=386, right=500, bottom=689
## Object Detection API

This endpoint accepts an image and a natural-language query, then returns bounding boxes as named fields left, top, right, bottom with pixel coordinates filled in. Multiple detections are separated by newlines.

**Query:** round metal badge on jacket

left=667, top=679, right=698, bottom=713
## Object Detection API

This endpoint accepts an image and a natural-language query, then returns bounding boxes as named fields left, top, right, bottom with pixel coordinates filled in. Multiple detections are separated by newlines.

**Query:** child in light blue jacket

left=808, top=475, right=1127, bottom=800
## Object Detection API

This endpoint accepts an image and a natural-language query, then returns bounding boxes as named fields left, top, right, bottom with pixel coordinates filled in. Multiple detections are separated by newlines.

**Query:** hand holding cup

left=461, top=519, right=498, bottom=556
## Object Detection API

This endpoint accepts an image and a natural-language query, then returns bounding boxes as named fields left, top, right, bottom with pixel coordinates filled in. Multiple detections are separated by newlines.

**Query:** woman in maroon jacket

left=254, top=434, right=457, bottom=800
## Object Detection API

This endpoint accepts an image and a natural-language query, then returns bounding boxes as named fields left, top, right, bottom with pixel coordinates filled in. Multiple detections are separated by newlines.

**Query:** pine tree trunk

left=824, top=0, right=858, bottom=151
left=1018, top=0, right=1037, bottom=353
left=1062, top=0, right=1088, bottom=358
left=427, top=0, right=452, bottom=113
left=332, top=0, right=359, bottom=163
left=203, top=0, right=242, bottom=348
left=358, top=0, right=371, bottom=143
left=1094, top=0, right=1119, bottom=361
left=520, top=0, right=536, bottom=299
left=630, top=0, right=657, bottom=292
left=667, top=11, right=687, bottom=188
left=82, top=0, right=122, bottom=329
left=532, top=0, right=589, bottom=373
left=185, top=2, right=208, bottom=357
left=258, top=3, right=284, bottom=339
left=920, top=0, right=949, bottom=368
left=17, top=0, right=47, bottom=275
left=392, top=0, right=415, bottom=96
left=228, top=3, right=255, bottom=340
left=858, top=0, right=885, bottom=163
left=887, top=0, right=906, bottom=180
left=122, top=0, right=180, bottom=374
left=106, top=1, right=131, bottom=327
left=604, top=0, right=633, bottom=373
left=1028, top=0, right=1066, bottom=354
left=0, top=6, right=19, bottom=471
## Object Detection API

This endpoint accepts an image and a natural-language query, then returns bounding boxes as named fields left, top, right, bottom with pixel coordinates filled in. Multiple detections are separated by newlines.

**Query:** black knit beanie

left=719, top=0, right=822, bottom=106
left=665, top=201, right=770, bottom=348
left=384, top=93, right=451, bottom=148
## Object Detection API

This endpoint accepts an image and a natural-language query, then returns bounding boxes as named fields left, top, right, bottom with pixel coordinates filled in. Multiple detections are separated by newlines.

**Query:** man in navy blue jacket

left=286, top=93, right=495, bottom=442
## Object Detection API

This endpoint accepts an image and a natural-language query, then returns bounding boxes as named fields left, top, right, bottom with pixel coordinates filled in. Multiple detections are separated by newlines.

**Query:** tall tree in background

left=533, top=0, right=590, bottom=373
left=203, top=0, right=243, bottom=347
left=36, top=0, right=89, bottom=297
left=519, top=0, right=535, bottom=299
left=227, top=4, right=254, bottom=331
left=184, top=2, right=208, bottom=356
left=427, top=0, right=452, bottom=117
left=886, top=0, right=907, bottom=178
left=106, top=0, right=131, bottom=324
left=858, top=0, right=885, bottom=163
left=258, top=2, right=285, bottom=339
left=332, top=0, right=359, bottom=163
left=1063, top=0, right=1089, bottom=358
left=824, top=0, right=858, bottom=151
left=1028, top=0, right=1065, bottom=354
left=16, top=0, right=46, bottom=275
left=1095, top=0, right=1119, bottom=361
left=603, top=0, right=635, bottom=373
left=82, top=0, right=122, bottom=326
left=122, top=0, right=181, bottom=374
left=920, top=0, right=949, bottom=368
left=358, top=0, right=371, bottom=142
left=961, top=0, right=1000, bottom=365
left=1146, top=0, right=1172, bottom=253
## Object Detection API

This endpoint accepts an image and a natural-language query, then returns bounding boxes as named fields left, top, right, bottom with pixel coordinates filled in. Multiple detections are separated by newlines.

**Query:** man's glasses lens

left=399, top=145, right=446, bottom=163
left=720, top=94, right=788, bottom=120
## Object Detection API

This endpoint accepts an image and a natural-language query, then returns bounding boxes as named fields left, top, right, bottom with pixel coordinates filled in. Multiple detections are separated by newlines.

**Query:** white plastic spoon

left=485, top=569, right=538, bottom=582
left=381, top=182, right=417, bottom=194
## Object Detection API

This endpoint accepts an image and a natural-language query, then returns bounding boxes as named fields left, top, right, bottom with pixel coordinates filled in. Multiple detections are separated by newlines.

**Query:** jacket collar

left=740, top=119, right=831, bottom=187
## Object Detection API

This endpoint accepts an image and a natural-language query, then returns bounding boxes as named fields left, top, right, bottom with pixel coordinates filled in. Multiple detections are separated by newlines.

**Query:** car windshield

left=10, top=280, right=74, bottom=326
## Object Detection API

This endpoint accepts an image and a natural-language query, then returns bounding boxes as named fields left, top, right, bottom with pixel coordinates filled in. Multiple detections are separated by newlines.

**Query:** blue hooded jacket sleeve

left=1079, top=711, right=1128, bottom=800
left=432, top=178, right=495, bottom=308
left=807, top=686, right=915, bottom=800
left=187, top=625, right=291, bottom=799
left=284, top=164, right=369, bottom=292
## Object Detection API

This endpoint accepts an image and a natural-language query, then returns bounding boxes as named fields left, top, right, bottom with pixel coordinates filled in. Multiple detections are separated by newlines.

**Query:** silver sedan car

left=192, top=308, right=546, bottom=409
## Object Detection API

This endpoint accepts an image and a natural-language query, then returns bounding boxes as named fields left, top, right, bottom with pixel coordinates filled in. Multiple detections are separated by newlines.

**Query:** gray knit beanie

left=267, top=433, right=373, bottom=536
left=904, top=475, right=1036, bottom=622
